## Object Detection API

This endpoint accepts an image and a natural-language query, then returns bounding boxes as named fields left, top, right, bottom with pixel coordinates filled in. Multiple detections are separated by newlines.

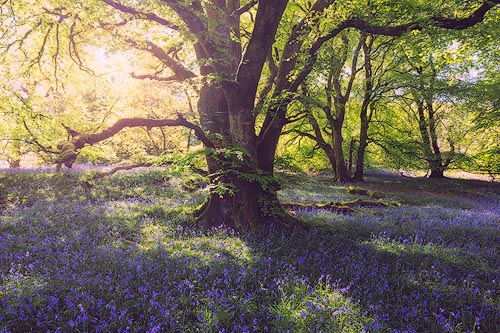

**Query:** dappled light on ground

left=1, top=170, right=499, bottom=332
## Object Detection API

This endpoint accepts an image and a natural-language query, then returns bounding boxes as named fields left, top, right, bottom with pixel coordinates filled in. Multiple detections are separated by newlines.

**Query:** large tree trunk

left=426, top=101, right=448, bottom=178
left=195, top=111, right=294, bottom=231
left=194, top=0, right=297, bottom=232
left=193, top=81, right=235, bottom=228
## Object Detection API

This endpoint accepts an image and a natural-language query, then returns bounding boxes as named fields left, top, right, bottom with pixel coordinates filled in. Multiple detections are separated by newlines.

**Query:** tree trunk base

left=193, top=194, right=235, bottom=229
left=428, top=170, right=447, bottom=179
left=193, top=191, right=310, bottom=233
left=352, top=173, right=364, bottom=182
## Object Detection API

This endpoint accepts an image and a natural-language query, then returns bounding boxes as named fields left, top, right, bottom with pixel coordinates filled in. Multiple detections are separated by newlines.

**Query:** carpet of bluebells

left=0, top=168, right=499, bottom=332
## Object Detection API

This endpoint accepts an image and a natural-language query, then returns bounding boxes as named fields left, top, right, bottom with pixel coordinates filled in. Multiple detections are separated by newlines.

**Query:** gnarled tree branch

left=56, top=114, right=213, bottom=168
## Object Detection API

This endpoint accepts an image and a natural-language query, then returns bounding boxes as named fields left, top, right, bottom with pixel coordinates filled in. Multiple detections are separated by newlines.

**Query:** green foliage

left=181, top=174, right=208, bottom=192
left=205, top=146, right=281, bottom=193
left=156, top=149, right=206, bottom=173
left=274, top=154, right=304, bottom=173
left=461, top=148, right=500, bottom=179
left=276, top=140, right=332, bottom=173
left=268, top=281, right=373, bottom=332
left=76, top=145, right=116, bottom=165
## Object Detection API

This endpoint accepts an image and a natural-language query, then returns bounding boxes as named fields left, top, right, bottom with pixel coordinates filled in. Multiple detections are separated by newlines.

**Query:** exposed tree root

left=277, top=213, right=312, bottom=231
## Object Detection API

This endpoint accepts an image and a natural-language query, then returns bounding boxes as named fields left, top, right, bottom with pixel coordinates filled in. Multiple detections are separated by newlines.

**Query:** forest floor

left=1, top=168, right=499, bottom=332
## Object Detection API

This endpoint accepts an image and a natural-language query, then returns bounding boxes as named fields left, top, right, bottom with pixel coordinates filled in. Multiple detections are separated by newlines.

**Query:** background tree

left=352, top=34, right=397, bottom=181
left=456, top=41, right=500, bottom=178
left=289, top=30, right=365, bottom=182
left=373, top=32, right=484, bottom=178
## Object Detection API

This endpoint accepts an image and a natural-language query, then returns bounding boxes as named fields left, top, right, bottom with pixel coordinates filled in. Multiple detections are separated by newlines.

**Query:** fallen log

left=282, top=202, right=355, bottom=214
left=92, top=163, right=148, bottom=180
left=282, top=198, right=398, bottom=215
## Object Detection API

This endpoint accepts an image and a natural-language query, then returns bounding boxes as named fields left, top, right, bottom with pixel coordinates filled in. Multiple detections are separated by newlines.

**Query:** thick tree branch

left=255, top=48, right=279, bottom=110
left=100, top=0, right=179, bottom=30
left=83, top=115, right=212, bottom=147
left=207, top=0, right=289, bottom=166
left=130, top=72, right=188, bottom=82
left=344, top=34, right=365, bottom=100
left=56, top=114, right=213, bottom=168
left=101, top=0, right=216, bottom=72
left=162, top=0, right=206, bottom=37
left=235, top=0, right=288, bottom=95
left=257, top=0, right=335, bottom=147
left=125, top=39, right=196, bottom=81
left=231, top=0, right=259, bottom=17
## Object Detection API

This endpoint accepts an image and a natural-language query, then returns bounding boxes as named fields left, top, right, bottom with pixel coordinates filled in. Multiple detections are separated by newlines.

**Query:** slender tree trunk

left=416, top=101, right=436, bottom=174
left=328, top=35, right=363, bottom=182
left=426, top=103, right=447, bottom=178
left=348, top=138, right=355, bottom=177
left=415, top=95, right=447, bottom=179
left=7, top=140, right=21, bottom=168
left=332, top=119, right=350, bottom=182
left=354, top=123, right=368, bottom=181
left=326, top=148, right=337, bottom=175
left=412, top=64, right=448, bottom=179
